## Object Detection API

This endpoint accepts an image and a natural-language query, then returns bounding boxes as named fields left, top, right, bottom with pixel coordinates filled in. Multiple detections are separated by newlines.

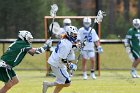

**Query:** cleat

left=90, top=73, right=96, bottom=79
left=83, top=73, right=88, bottom=80
left=42, top=81, right=50, bottom=93
left=130, top=70, right=139, bottom=78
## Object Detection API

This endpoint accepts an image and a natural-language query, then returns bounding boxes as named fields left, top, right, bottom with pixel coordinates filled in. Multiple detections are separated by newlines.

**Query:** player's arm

left=93, top=30, right=103, bottom=53
left=27, top=39, right=52, bottom=56
left=124, top=30, right=135, bottom=62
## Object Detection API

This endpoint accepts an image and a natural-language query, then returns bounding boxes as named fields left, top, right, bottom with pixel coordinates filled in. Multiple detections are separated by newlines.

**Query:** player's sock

left=83, top=72, right=88, bottom=80
left=131, top=67, right=137, bottom=78
left=90, top=69, right=96, bottom=79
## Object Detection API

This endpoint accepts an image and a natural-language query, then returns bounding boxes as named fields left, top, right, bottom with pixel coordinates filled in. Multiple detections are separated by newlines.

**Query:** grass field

left=0, top=70, right=140, bottom=93
left=0, top=43, right=140, bottom=93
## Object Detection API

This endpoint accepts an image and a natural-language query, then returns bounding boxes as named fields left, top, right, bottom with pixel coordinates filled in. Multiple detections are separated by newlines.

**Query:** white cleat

left=42, top=81, right=50, bottom=93
left=90, top=73, right=96, bottom=79
left=130, top=70, right=140, bottom=78
left=83, top=74, right=88, bottom=80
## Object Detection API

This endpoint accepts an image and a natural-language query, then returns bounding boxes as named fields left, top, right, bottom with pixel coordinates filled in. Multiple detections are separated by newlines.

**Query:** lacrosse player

left=56, top=18, right=72, bottom=38
left=0, top=30, right=52, bottom=93
left=124, top=18, right=140, bottom=78
left=77, top=17, right=103, bottom=80
left=42, top=26, right=78, bottom=93
left=54, top=18, right=76, bottom=77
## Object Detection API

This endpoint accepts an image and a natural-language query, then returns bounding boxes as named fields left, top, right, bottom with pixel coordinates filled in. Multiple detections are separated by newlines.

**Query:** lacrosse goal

left=44, top=16, right=101, bottom=76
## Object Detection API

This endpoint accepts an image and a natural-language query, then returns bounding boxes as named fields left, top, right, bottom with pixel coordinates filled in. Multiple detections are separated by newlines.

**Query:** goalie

left=124, top=18, right=140, bottom=78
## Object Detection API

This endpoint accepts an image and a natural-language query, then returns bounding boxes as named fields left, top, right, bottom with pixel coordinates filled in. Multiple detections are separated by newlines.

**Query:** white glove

left=97, top=46, right=103, bottom=54
left=69, top=63, right=77, bottom=71
left=125, top=47, right=131, bottom=54
left=44, top=39, right=52, bottom=47
left=0, top=62, right=7, bottom=67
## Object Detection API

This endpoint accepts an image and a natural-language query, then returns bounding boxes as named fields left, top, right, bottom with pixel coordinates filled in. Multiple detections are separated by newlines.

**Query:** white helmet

left=83, top=17, right=92, bottom=28
left=18, top=30, right=33, bottom=43
left=65, top=26, right=78, bottom=36
left=63, top=18, right=71, bottom=26
left=132, top=18, right=140, bottom=29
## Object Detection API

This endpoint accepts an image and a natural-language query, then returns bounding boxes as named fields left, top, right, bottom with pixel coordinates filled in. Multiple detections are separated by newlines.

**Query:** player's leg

left=0, top=76, right=19, bottom=93
left=0, top=68, right=19, bottom=93
left=53, top=83, right=70, bottom=93
left=89, top=51, right=96, bottom=79
left=130, top=51, right=140, bottom=78
left=81, top=50, right=88, bottom=80
left=42, top=65, right=71, bottom=93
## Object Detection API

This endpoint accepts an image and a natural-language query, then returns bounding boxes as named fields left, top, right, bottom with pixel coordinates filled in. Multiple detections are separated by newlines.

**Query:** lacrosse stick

left=49, top=4, right=58, bottom=39
left=88, top=10, right=106, bottom=37
left=76, top=10, right=106, bottom=64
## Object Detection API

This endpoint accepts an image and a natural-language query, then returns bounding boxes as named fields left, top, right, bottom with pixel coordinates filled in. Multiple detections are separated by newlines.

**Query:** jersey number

left=85, top=35, right=92, bottom=42
left=55, top=41, right=61, bottom=53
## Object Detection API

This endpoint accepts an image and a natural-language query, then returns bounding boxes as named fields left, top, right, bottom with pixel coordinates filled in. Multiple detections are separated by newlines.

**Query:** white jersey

left=48, top=39, right=72, bottom=68
left=77, top=27, right=99, bottom=50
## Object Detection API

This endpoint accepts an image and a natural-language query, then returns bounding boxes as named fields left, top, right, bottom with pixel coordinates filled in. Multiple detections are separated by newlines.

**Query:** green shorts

left=131, top=49, right=140, bottom=60
left=0, top=67, right=16, bottom=83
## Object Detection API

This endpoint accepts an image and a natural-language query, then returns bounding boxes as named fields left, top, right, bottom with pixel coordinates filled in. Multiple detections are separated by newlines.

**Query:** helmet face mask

left=18, top=30, right=33, bottom=43
left=133, top=18, right=140, bottom=29
left=83, top=17, right=92, bottom=28
left=65, top=26, right=78, bottom=42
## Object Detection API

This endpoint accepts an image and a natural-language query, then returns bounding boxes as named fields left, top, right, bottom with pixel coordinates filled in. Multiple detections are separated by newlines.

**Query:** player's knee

left=64, top=83, right=71, bottom=87
left=14, top=79, right=19, bottom=85
left=64, top=79, right=71, bottom=87
left=5, top=83, right=13, bottom=89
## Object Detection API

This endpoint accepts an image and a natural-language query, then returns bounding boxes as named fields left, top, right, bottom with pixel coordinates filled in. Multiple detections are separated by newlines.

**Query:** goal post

left=44, top=16, right=101, bottom=76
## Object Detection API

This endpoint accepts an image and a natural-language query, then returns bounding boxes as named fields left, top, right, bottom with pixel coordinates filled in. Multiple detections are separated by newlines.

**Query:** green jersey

left=1, top=39, right=31, bottom=67
left=126, top=28, right=140, bottom=51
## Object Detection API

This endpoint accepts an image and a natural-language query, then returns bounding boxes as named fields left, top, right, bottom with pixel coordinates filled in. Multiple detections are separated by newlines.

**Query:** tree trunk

left=109, top=0, right=115, bottom=34
left=138, top=0, right=140, bottom=18
left=123, top=0, right=129, bottom=21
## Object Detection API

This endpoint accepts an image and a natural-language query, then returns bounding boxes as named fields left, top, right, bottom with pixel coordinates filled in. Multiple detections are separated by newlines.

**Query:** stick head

left=49, top=22, right=60, bottom=35
left=94, top=10, right=106, bottom=23
left=50, top=4, right=58, bottom=17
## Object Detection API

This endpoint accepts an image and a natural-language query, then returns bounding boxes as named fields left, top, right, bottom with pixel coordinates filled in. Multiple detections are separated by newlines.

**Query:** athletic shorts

left=81, top=50, right=95, bottom=59
left=51, top=65, right=71, bottom=84
left=0, top=67, right=16, bottom=83
left=131, top=49, right=140, bottom=60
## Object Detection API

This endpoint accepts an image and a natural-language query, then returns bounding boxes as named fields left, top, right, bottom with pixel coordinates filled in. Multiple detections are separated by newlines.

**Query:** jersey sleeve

left=77, top=29, right=82, bottom=41
left=125, top=28, right=133, bottom=39
left=92, top=29, right=99, bottom=42
left=24, top=45, right=32, bottom=52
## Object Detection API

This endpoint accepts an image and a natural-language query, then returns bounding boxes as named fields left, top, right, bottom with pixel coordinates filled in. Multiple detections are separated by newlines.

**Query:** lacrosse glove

left=97, top=46, right=103, bottom=54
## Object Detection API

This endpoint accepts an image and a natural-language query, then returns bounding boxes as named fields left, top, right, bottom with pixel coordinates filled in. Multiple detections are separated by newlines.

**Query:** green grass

left=0, top=70, right=140, bottom=93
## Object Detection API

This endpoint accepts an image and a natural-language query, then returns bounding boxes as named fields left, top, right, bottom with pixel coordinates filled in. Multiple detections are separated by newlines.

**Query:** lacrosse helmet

left=65, top=26, right=78, bottom=42
left=83, top=17, right=92, bottom=28
left=18, top=30, right=33, bottom=43
left=132, top=18, right=140, bottom=29
left=63, top=18, right=71, bottom=26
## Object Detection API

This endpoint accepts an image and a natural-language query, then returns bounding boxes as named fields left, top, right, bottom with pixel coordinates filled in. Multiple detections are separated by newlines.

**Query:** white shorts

left=51, top=65, right=71, bottom=84
left=67, top=50, right=75, bottom=61
left=81, top=50, right=95, bottom=59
